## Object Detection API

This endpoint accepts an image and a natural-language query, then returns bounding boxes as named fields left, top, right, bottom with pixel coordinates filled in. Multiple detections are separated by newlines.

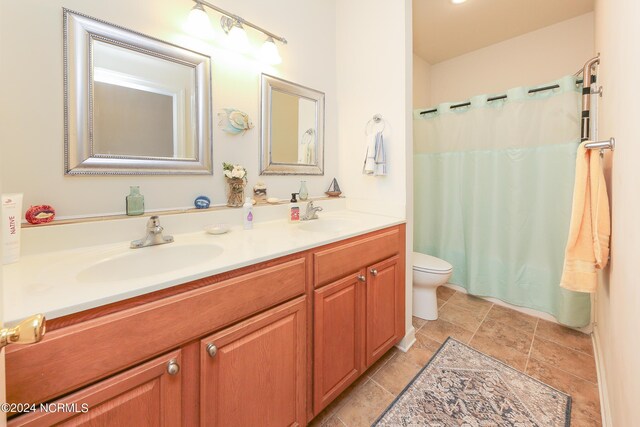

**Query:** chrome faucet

left=130, top=216, right=174, bottom=249
left=301, top=201, right=323, bottom=221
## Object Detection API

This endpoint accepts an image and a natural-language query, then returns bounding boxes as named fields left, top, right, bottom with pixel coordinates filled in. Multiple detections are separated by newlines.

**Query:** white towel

left=374, top=131, right=386, bottom=176
left=363, top=132, right=377, bottom=174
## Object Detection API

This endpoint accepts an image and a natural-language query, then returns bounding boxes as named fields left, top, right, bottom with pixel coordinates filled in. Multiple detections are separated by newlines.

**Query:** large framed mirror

left=260, top=74, right=325, bottom=175
left=64, top=9, right=213, bottom=175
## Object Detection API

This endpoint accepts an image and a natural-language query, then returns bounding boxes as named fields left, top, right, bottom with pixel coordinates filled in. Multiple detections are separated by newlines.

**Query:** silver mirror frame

left=63, top=9, right=213, bottom=175
left=260, top=74, right=325, bottom=175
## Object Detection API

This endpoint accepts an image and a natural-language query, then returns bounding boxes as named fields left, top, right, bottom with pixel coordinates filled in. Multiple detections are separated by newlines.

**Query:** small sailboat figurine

left=325, top=178, right=342, bottom=197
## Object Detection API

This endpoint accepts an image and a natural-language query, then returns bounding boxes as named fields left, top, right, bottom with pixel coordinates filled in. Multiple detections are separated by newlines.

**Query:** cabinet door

left=9, top=350, right=182, bottom=427
left=200, top=297, right=306, bottom=427
left=313, top=273, right=364, bottom=414
left=365, top=255, right=404, bottom=367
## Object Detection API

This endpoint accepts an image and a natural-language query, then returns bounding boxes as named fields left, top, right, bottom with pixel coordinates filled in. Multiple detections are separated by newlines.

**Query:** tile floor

left=309, top=287, right=602, bottom=427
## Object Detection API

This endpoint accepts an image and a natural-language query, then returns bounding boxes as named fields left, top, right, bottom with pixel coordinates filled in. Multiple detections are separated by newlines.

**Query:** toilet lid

left=413, top=252, right=453, bottom=274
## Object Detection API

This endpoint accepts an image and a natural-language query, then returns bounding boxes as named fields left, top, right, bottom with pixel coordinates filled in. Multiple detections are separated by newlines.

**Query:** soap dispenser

left=243, top=197, right=253, bottom=230
left=126, top=186, right=144, bottom=216
left=289, top=193, right=300, bottom=223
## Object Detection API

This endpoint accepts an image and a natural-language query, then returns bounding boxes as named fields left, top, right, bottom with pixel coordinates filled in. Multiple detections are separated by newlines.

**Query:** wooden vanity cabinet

left=312, top=226, right=406, bottom=415
left=200, top=297, right=307, bottom=427
left=6, top=224, right=406, bottom=426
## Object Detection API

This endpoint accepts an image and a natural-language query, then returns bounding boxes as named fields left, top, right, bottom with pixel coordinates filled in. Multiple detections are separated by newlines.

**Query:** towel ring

left=365, top=114, right=386, bottom=135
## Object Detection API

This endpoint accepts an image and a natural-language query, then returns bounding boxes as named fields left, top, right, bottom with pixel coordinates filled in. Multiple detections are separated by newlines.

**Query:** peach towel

left=560, top=141, right=610, bottom=293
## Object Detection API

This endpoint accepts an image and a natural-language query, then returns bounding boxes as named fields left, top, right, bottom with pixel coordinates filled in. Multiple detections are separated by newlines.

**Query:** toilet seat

left=413, top=252, right=452, bottom=274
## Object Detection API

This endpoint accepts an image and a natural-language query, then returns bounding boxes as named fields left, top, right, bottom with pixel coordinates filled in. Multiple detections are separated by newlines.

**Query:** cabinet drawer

left=7, top=257, right=306, bottom=407
left=9, top=350, right=182, bottom=427
left=313, top=227, right=400, bottom=287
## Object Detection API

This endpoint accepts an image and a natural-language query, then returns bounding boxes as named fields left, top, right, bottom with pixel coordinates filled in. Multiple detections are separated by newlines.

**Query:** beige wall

left=413, top=53, right=430, bottom=108
left=428, top=13, right=594, bottom=105
left=336, top=0, right=413, bottom=343
left=594, top=0, right=640, bottom=424
left=0, top=0, right=337, bottom=218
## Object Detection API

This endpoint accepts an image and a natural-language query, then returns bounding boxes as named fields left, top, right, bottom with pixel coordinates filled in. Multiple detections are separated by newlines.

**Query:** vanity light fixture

left=259, top=37, right=282, bottom=65
left=220, top=16, right=250, bottom=52
left=187, top=0, right=287, bottom=61
left=451, top=0, right=468, bottom=3
left=186, top=3, right=215, bottom=39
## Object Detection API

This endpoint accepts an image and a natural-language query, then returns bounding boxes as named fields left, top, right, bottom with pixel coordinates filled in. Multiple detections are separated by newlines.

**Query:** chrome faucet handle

left=147, top=216, right=161, bottom=231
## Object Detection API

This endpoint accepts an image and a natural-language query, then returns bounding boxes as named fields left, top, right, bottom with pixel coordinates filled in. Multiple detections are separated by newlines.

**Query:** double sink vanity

left=4, top=199, right=406, bottom=426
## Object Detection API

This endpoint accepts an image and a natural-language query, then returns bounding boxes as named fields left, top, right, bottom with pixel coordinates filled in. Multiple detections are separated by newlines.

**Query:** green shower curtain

left=413, top=76, right=591, bottom=327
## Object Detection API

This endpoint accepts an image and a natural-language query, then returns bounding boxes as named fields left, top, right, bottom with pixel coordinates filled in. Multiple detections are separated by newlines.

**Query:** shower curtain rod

left=419, top=79, right=585, bottom=115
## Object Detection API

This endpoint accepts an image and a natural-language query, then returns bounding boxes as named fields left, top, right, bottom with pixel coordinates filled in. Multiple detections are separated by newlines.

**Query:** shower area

left=413, top=56, right=605, bottom=328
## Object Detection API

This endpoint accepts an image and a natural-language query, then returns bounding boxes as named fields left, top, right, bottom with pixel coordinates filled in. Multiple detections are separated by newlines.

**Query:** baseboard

left=395, top=326, right=416, bottom=353
left=592, top=327, right=612, bottom=427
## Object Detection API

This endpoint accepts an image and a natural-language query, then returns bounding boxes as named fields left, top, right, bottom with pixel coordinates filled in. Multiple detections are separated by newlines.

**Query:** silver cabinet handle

left=207, top=343, right=218, bottom=358
left=370, top=269, right=378, bottom=276
left=357, top=275, right=366, bottom=282
left=167, top=359, right=180, bottom=376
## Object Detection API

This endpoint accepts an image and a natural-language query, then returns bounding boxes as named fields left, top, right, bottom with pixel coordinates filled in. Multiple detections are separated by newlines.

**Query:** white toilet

left=412, top=252, right=453, bottom=320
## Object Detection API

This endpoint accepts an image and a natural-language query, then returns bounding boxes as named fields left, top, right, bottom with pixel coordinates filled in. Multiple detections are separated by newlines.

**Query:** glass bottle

left=126, top=186, right=144, bottom=216
left=298, top=181, right=309, bottom=201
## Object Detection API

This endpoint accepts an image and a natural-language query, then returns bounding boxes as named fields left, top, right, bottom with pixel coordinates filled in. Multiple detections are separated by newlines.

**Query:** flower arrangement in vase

left=223, top=162, right=247, bottom=207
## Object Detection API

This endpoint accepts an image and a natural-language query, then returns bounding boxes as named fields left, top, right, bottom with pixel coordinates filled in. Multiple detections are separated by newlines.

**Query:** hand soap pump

left=289, top=193, right=300, bottom=223
left=243, top=197, right=253, bottom=230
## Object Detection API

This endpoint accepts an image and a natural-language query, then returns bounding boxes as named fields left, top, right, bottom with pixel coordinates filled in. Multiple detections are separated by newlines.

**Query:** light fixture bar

left=194, top=0, right=287, bottom=44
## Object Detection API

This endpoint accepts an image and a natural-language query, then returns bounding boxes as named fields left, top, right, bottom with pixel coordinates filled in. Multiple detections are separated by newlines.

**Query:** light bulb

left=186, top=3, right=215, bottom=39
left=227, top=22, right=249, bottom=52
left=451, top=0, right=467, bottom=3
left=259, top=37, right=282, bottom=65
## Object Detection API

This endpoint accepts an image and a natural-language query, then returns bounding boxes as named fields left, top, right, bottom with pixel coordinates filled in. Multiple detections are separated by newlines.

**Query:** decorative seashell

left=25, top=205, right=56, bottom=224
left=194, top=196, right=211, bottom=209
left=218, top=108, right=254, bottom=135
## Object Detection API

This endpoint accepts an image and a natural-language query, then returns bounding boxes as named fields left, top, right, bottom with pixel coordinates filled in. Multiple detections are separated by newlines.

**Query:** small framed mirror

left=64, top=10, right=213, bottom=175
left=260, top=74, right=325, bottom=175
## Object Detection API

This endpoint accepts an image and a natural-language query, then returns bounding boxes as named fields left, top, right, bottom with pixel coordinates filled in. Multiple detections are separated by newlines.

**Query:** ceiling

left=413, top=0, right=595, bottom=64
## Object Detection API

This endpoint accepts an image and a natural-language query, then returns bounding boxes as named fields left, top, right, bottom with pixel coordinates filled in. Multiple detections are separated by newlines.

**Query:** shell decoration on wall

left=218, top=108, right=254, bottom=135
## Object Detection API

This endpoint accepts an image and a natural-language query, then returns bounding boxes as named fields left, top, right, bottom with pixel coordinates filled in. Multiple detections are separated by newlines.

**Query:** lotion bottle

left=243, top=197, right=253, bottom=230
left=2, top=193, right=22, bottom=264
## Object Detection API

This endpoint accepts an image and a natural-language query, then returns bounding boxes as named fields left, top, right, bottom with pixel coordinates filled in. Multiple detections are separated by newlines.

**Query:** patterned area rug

left=373, top=338, right=571, bottom=427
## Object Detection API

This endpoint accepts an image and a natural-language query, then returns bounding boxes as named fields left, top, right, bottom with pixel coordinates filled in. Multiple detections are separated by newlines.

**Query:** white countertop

left=3, top=205, right=403, bottom=324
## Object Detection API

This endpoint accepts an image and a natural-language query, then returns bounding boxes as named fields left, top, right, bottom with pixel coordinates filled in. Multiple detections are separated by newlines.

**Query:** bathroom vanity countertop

left=3, top=210, right=404, bottom=324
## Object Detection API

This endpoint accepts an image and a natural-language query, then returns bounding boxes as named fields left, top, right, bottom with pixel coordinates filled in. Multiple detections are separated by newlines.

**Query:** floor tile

left=447, top=292, right=493, bottom=315
left=469, top=334, right=528, bottom=371
left=485, top=304, right=538, bottom=334
left=372, top=352, right=422, bottom=395
left=309, top=371, right=370, bottom=425
left=571, top=411, right=602, bottom=426
left=530, top=337, right=597, bottom=383
left=536, top=319, right=594, bottom=356
left=412, top=316, right=427, bottom=331
left=364, top=347, right=398, bottom=378
left=323, top=415, right=347, bottom=427
left=474, top=318, right=534, bottom=354
left=418, top=318, right=474, bottom=344
left=439, top=302, right=486, bottom=332
left=437, top=286, right=456, bottom=301
left=335, top=379, right=394, bottom=427
left=437, top=298, right=448, bottom=308
left=526, top=358, right=601, bottom=422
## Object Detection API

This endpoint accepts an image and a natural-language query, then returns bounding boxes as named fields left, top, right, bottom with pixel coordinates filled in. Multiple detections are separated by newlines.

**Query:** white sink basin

left=297, top=218, right=358, bottom=233
left=76, top=243, right=224, bottom=283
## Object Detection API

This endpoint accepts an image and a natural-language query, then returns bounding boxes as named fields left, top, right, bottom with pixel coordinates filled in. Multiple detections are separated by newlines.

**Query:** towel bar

left=584, top=137, right=615, bottom=151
